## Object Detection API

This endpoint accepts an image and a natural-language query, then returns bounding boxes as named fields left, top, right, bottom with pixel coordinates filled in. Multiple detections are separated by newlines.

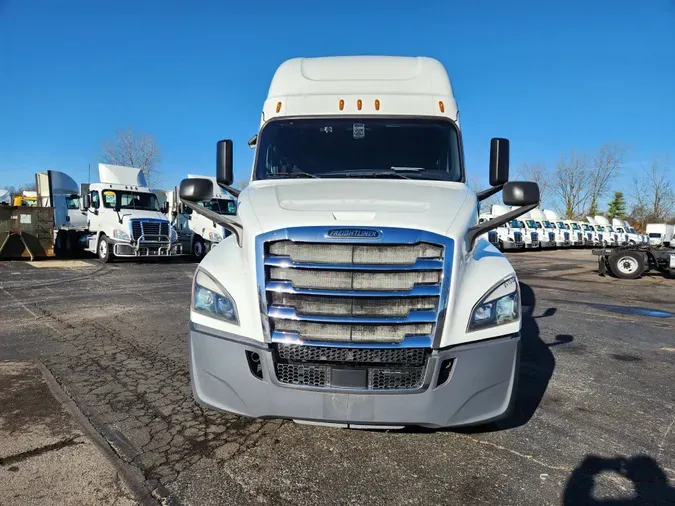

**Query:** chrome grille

left=530, top=232, right=537, bottom=241
left=130, top=220, right=170, bottom=242
left=564, top=232, right=570, bottom=241
left=259, top=227, right=452, bottom=391
left=549, top=232, right=556, bottom=242
left=514, top=232, right=522, bottom=243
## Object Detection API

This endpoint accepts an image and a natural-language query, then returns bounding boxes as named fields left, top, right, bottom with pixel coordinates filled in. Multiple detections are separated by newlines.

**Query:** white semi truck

left=35, top=170, right=89, bottom=255
left=594, top=215, right=620, bottom=246
left=646, top=223, right=674, bottom=247
left=509, top=207, right=540, bottom=249
left=178, top=56, right=540, bottom=429
left=489, top=204, right=526, bottom=250
left=158, top=175, right=238, bottom=259
left=81, top=164, right=181, bottom=262
left=543, top=210, right=571, bottom=247
left=529, top=209, right=557, bottom=248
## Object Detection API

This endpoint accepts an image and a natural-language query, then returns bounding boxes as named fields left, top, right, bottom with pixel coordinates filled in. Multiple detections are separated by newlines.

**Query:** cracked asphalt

left=0, top=249, right=674, bottom=505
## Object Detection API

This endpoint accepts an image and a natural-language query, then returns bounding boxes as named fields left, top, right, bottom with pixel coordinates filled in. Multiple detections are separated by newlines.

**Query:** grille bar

left=271, top=333, right=434, bottom=348
left=268, top=306, right=438, bottom=324
left=266, top=281, right=442, bottom=298
left=276, top=343, right=428, bottom=365
left=265, top=256, right=443, bottom=271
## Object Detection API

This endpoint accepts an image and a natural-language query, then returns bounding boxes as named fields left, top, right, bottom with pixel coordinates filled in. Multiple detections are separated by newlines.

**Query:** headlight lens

left=170, top=228, right=178, bottom=242
left=468, top=276, right=519, bottom=331
left=208, top=231, right=223, bottom=242
left=192, top=269, right=238, bottom=324
left=113, top=229, right=130, bottom=240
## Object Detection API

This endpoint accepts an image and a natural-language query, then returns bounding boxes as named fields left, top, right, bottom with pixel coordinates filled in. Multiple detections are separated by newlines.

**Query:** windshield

left=616, top=227, right=624, bottom=233
left=102, top=190, right=160, bottom=211
left=542, top=220, right=554, bottom=229
left=65, top=196, right=80, bottom=210
left=197, top=198, right=237, bottom=215
left=596, top=225, right=605, bottom=231
left=508, top=220, right=521, bottom=228
left=254, top=118, right=462, bottom=181
left=526, top=220, right=540, bottom=228
left=649, top=232, right=662, bottom=238
left=570, top=223, right=581, bottom=230
left=557, top=222, right=567, bottom=229
left=582, top=224, right=591, bottom=231
left=607, top=226, right=615, bottom=232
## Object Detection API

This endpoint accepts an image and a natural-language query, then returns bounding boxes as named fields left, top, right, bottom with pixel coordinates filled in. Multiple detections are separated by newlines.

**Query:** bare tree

left=516, top=162, right=551, bottom=207
left=630, top=155, right=674, bottom=223
left=101, top=127, right=161, bottom=187
left=552, top=150, right=592, bottom=218
left=587, top=143, right=626, bottom=216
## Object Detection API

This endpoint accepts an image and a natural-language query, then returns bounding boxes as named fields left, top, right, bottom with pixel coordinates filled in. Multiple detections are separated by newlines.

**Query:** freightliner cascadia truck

left=179, top=56, right=540, bottom=429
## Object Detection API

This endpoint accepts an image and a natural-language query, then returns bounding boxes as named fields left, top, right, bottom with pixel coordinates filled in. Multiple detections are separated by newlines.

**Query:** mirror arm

left=217, top=184, right=241, bottom=198
left=466, top=203, right=538, bottom=251
left=476, top=184, right=504, bottom=202
left=181, top=199, right=243, bottom=247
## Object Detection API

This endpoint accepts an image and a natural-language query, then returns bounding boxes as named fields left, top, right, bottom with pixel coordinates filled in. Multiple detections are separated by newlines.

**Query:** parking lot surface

left=1, top=249, right=674, bottom=505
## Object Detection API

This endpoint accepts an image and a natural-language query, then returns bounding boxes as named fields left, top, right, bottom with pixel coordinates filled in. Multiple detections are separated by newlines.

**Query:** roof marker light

left=439, top=101, right=445, bottom=113
left=375, top=99, right=380, bottom=111
left=357, top=99, right=362, bottom=111
left=339, top=99, right=344, bottom=111
left=276, top=102, right=282, bottom=113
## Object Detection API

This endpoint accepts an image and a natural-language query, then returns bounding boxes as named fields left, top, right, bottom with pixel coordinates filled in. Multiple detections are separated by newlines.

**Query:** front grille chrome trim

left=265, top=281, right=442, bottom=298
left=267, top=306, right=438, bottom=324
left=255, top=226, right=454, bottom=349
left=264, top=256, right=443, bottom=271
left=271, top=332, right=433, bottom=348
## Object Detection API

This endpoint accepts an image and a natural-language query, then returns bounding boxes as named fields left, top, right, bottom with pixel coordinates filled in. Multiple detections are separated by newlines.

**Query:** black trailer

left=592, top=244, right=675, bottom=279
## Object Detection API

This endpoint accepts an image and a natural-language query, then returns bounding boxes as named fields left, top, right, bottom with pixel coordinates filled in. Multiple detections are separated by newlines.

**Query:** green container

left=0, top=206, right=55, bottom=259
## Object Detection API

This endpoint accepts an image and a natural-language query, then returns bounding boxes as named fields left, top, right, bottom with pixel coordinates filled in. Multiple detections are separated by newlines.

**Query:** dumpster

left=0, top=206, right=55, bottom=260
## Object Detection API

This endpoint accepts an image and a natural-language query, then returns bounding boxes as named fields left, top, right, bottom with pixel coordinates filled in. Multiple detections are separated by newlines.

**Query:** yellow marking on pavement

left=27, top=260, right=93, bottom=268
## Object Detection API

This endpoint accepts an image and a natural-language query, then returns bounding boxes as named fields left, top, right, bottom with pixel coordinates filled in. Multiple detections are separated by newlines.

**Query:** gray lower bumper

left=188, top=323, right=520, bottom=429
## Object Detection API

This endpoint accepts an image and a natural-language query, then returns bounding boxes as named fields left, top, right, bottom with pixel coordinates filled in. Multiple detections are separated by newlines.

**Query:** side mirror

left=217, top=139, right=234, bottom=187
left=489, top=138, right=509, bottom=186
left=502, top=181, right=540, bottom=206
left=179, top=178, right=213, bottom=202
left=83, top=194, right=91, bottom=209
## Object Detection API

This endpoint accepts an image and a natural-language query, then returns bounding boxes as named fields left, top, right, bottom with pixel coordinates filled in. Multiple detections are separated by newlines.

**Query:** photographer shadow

left=563, top=455, right=675, bottom=505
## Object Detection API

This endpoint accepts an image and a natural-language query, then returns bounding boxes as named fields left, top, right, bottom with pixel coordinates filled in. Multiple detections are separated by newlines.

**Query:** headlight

left=468, top=275, right=519, bottom=331
left=207, top=231, right=223, bottom=242
left=170, top=228, right=178, bottom=242
left=192, top=269, right=238, bottom=324
left=113, top=229, right=130, bottom=240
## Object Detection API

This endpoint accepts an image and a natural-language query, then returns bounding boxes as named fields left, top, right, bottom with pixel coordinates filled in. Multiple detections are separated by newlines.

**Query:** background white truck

left=594, top=215, right=620, bottom=246
left=646, top=223, right=674, bottom=246
left=81, top=163, right=181, bottom=262
left=489, top=204, right=526, bottom=250
left=177, top=55, right=540, bottom=429
left=158, top=174, right=237, bottom=259
left=35, top=170, right=89, bottom=256
left=543, top=210, right=571, bottom=247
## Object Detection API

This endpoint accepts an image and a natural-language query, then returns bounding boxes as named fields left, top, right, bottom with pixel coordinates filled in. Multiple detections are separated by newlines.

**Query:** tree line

left=515, top=144, right=674, bottom=230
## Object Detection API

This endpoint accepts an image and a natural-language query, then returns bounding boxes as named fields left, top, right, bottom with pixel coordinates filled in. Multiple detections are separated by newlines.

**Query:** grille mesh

left=370, top=367, right=425, bottom=390
left=270, top=268, right=441, bottom=291
left=276, top=344, right=427, bottom=365
left=269, top=241, right=442, bottom=265
left=273, top=322, right=433, bottom=343
left=130, top=221, right=170, bottom=241
left=270, top=293, right=439, bottom=317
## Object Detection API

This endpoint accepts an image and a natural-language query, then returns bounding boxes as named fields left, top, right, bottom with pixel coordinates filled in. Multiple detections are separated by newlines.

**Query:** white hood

left=238, top=179, right=475, bottom=240
left=118, top=209, right=169, bottom=224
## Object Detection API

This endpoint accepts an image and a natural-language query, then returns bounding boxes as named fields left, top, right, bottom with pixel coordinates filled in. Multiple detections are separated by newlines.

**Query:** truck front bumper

left=112, top=240, right=182, bottom=257
left=188, top=322, right=520, bottom=429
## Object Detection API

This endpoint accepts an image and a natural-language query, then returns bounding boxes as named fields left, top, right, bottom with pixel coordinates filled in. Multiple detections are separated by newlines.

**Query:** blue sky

left=1, top=0, right=673, bottom=209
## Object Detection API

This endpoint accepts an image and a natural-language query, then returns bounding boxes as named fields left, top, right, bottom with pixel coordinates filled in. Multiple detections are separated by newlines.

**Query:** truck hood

left=240, top=179, right=475, bottom=239
left=118, top=210, right=169, bottom=224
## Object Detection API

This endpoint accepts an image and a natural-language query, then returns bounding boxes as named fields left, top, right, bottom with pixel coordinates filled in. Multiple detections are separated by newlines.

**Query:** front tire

left=98, top=235, right=113, bottom=263
left=608, top=251, right=645, bottom=279
left=192, top=237, right=205, bottom=261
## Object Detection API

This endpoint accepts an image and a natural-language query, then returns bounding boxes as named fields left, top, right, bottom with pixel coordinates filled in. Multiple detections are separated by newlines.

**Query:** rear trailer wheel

left=192, top=238, right=205, bottom=261
left=608, top=251, right=645, bottom=279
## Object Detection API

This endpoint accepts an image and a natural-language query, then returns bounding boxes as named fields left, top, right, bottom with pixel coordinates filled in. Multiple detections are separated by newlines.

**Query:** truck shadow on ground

left=454, top=281, right=564, bottom=434
left=563, top=455, right=675, bottom=505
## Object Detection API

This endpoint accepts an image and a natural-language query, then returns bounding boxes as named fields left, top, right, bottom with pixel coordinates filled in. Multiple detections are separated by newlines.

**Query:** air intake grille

left=130, top=220, right=170, bottom=242
left=530, top=232, right=538, bottom=241
left=514, top=232, right=522, bottom=243
left=263, top=237, right=446, bottom=344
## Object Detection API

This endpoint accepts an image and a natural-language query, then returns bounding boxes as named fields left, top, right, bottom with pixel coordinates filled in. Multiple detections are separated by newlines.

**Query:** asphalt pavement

left=0, top=250, right=673, bottom=505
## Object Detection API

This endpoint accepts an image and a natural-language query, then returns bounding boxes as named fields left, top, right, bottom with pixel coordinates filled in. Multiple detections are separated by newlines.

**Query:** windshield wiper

left=320, top=169, right=412, bottom=180
left=265, top=171, right=319, bottom=179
